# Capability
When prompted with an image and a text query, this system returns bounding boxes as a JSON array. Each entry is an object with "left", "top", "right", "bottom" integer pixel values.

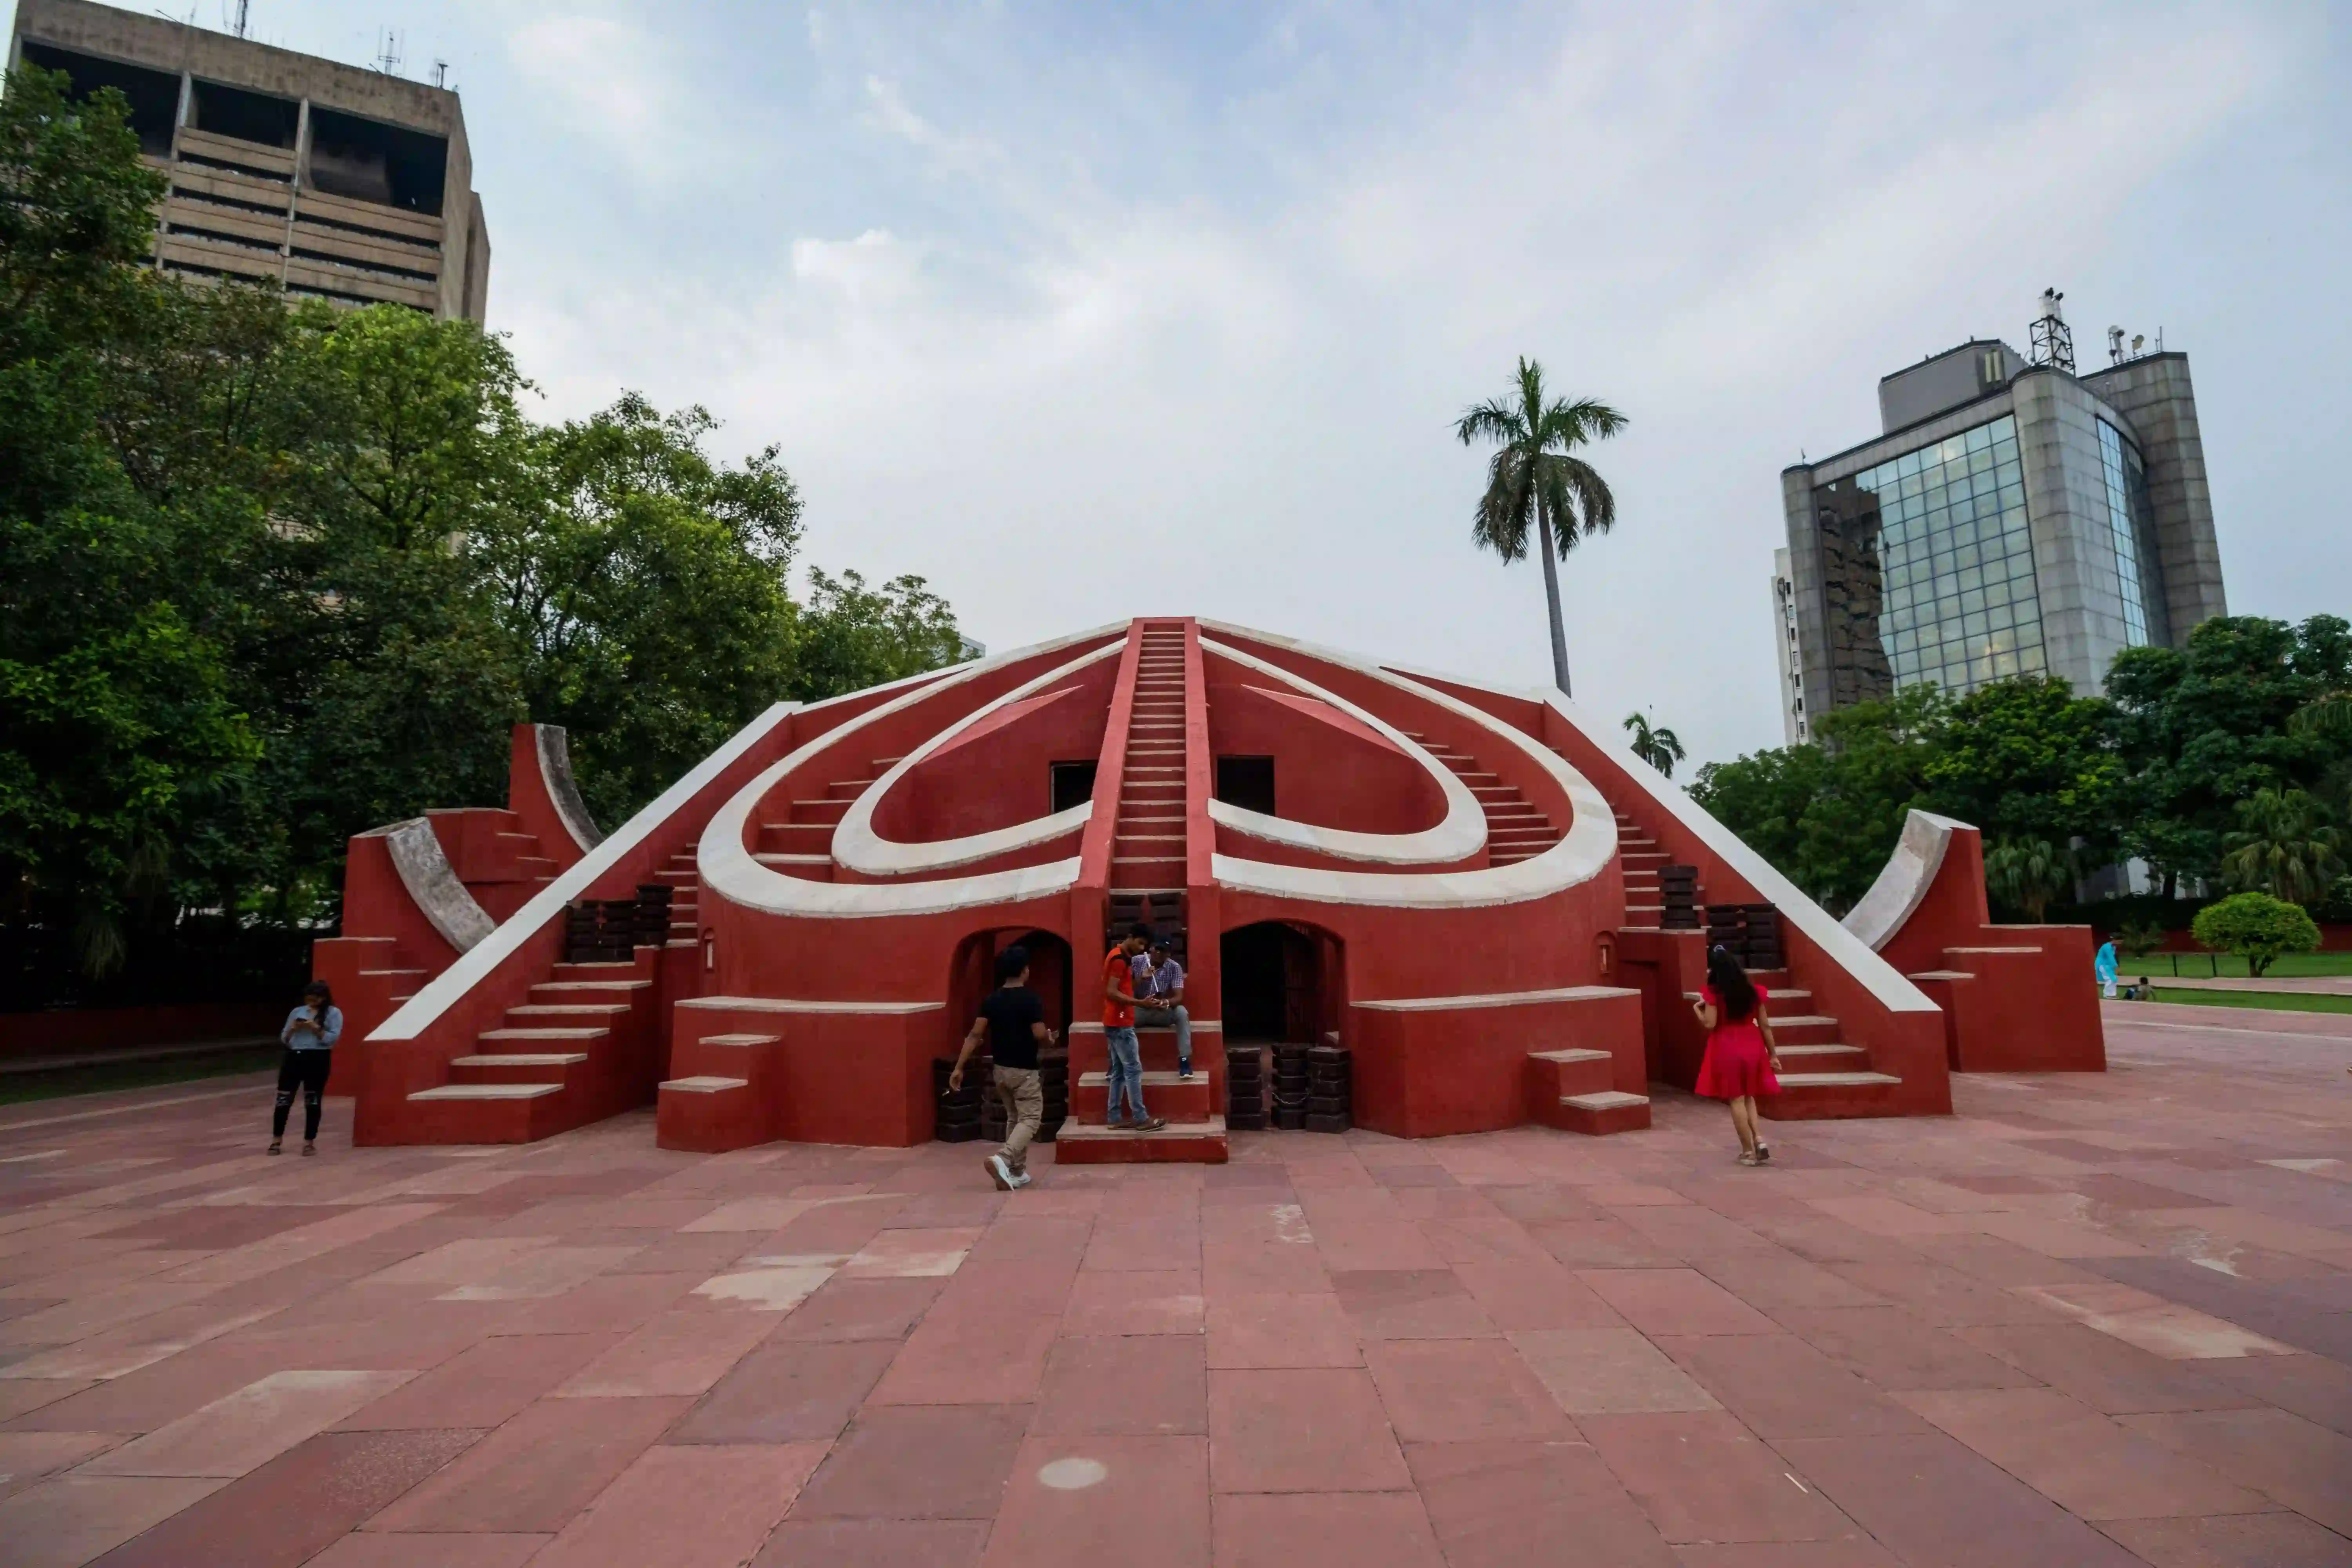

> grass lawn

[
  {"left": 2145, "top": 987, "right": 2352, "bottom": 1016},
  {"left": 2126, "top": 951, "right": 2352, "bottom": 979},
  {"left": 0, "top": 1044, "right": 279, "bottom": 1107}
]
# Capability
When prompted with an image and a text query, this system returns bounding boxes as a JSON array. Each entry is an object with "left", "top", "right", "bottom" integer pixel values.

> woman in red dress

[{"left": 1691, "top": 944, "right": 1782, "bottom": 1166}]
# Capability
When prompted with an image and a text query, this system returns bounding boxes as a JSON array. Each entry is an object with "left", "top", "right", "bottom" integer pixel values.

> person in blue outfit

[
  {"left": 2094, "top": 938, "right": 2119, "bottom": 1000},
  {"left": 270, "top": 979, "right": 341, "bottom": 1156},
  {"left": 1131, "top": 936, "right": 1193, "bottom": 1079}
]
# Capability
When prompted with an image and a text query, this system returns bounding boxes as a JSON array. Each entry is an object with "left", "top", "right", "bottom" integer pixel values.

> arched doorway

[
  {"left": 946, "top": 927, "right": 1074, "bottom": 1037},
  {"left": 1220, "top": 920, "right": 1339, "bottom": 1044}
]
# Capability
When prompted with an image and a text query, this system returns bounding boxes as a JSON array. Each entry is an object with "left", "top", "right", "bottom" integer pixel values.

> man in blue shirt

[
  {"left": 1132, "top": 937, "right": 1193, "bottom": 1079},
  {"left": 270, "top": 980, "right": 342, "bottom": 1156}
]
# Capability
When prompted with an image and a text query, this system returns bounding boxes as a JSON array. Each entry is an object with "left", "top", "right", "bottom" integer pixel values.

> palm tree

[
  {"left": 2290, "top": 693, "right": 2352, "bottom": 740},
  {"left": 2221, "top": 787, "right": 2344, "bottom": 904},
  {"left": 1984, "top": 837, "right": 2076, "bottom": 922},
  {"left": 1455, "top": 358, "right": 1626, "bottom": 695},
  {"left": 1623, "top": 712, "right": 1686, "bottom": 779}
]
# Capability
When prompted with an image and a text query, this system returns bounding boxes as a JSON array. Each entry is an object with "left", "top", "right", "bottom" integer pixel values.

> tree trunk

[{"left": 1537, "top": 505, "right": 1571, "bottom": 695}]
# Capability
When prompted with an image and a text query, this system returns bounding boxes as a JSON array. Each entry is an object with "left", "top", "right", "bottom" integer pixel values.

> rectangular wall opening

[
  {"left": 1049, "top": 761, "right": 1098, "bottom": 814},
  {"left": 190, "top": 79, "right": 298, "bottom": 148},
  {"left": 18, "top": 42, "right": 179, "bottom": 155},
  {"left": 305, "top": 107, "right": 447, "bottom": 214},
  {"left": 1215, "top": 755, "right": 1275, "bottom": 815}
]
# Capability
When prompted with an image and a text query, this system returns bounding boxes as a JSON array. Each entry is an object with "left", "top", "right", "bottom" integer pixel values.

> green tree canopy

[{"left": 2191, "top": 891, "right": 2320, "bottom": 978}]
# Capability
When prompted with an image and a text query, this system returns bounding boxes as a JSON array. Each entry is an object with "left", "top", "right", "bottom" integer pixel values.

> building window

[
  {"left": 1813, "top": 415, "right": 2044, "bottom": 701},
  {"left": 2097, "top": 419, "right": 2167, "bottom": 648}
]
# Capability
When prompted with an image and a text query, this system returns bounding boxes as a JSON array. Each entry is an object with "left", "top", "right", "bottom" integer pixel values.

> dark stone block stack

[
  {"left": 1660, "top": 865, "right": 1700, "bottom": 929},
  {"left": 1305, "top": 1043, "right": 1352, "bottom": 1133},
  {"left": 1035, "top": 1050, "right": 1069, "bottom": 1143},
  {"left": 1703, "top": 902, "right": 1785, "bottom": 971},
  {"left": 1272, "top": 1043, "right": 1310, "bottom": 1130},
  {"left": 933, "top": 1055, "right": 987, "bottom": 1143},
  {"left": 564, "top": 885, "right": 671, "bottom": 962},
  {"left": 1103, "top": 890, "right": 1187, "bottom": 960},
  {"left": 1224, "top": 1043, "right": 1265, "bottom": 1130}
]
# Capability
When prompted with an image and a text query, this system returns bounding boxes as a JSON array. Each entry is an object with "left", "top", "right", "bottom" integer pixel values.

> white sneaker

[
  {"left": 1008, "top": 1170, "right": 1033, "bottom": 1189},
  {"left": 985, "top": 1154, "right": 1014, "bottom": 1191}
]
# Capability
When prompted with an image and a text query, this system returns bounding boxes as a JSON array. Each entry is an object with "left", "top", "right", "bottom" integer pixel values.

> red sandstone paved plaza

[{"left": 1, "top": 1004, "right": 2348, "bottom": 1568}]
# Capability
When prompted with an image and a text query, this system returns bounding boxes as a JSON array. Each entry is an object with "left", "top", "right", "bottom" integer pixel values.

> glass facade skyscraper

[
  {"left": 2097, "top": 419, "right": 2168, "bottom": 649},
  {"left": 1813, "top": 415, "right": 2045, "bottom": 702}
]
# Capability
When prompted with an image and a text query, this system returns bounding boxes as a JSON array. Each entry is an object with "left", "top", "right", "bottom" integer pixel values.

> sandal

[
  {"left": 1755, "top": 1143, "right": 1771, "bottom": 1163},
  {"left": 266, "top": 1140, "right": 283, "bottom": 1156},
  {"left": 1738, "top": 1150, "right": 1762, "bottom": 1166},
  {"left": 1134, "top": 1116, "right": 1167, "bottom": 1132},
  {"left": 301, "top": 1143, "right": 317, "bottom": 1157}
]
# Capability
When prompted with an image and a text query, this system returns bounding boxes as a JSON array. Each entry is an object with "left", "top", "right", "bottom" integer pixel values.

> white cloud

[{"left": 504, "top": 13, "right": 713, "bottom": 182}]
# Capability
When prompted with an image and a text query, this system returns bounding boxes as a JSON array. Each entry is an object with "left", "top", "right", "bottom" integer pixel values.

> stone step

[
  {"left": 1052, "top": 1113, "right": 1229, "bottom": 1165},
  {"left": 1550, "top": 1090, "right": 1651, "bottom": 1136}
]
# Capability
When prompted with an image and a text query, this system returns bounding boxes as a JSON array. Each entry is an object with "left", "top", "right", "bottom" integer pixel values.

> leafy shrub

[{"left": 2190, "top": 893, "right": 2321, "bottom": 978}]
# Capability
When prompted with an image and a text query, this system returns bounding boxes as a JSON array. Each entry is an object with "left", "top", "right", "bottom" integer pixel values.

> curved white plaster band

[
  {"left": 1196, "top": 637, "right": 1484, "bottom": 866},
  {"left": 1842, "top": 808, "right": 1969, "bottom": 953},
  {"left": 369, "top": 818, "right": 497, "bottom": 953},
  {"left": 701, "top": 625, "right": 1128, "bottom": 920},
  {"left": 831, "top": 641, "right": 1125, "bottom": 877},
  {"left": 1197, "top": 622, "right": 1615, "bottom": 909},
  {"left": 1355, "top": 633, "right": 1942, "bottom": 1019},
  {"left": 535, "top": 724, "right": 604, "bottom": 851},
  {"left": 376, "top": 644, "right": 1010, "bottom": 1043}
]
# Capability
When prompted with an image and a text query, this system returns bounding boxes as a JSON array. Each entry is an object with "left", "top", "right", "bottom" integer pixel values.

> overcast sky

[{"left": 22, "top": 1, "right": 2349, "bottom": 769}]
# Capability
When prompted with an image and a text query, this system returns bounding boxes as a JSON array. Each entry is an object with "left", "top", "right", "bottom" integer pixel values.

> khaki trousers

[{"left": 994, "top": 1064, "right": 1043, "bottom": 1172}]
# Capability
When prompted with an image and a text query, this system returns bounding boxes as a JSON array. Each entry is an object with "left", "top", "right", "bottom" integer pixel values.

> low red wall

[{"left": 0, "top": 1003, "right": 281, "bottom": 1061}]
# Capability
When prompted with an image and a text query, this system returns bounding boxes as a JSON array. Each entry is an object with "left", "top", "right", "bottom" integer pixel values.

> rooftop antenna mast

[
  {"left": 2028, "top": 287, "right": 2074, "bottom": 375},
  {"left": 374, "top": 27, "right": 404, "bottom": 76},
  {"left": 432, "top": 58, "right": 450, "bottom": 88},
  {"left": 227, "top": 0, "right": 249, "bottom": 37}
]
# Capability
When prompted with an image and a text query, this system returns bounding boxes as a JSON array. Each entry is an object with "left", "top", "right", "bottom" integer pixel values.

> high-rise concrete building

[
  {"left": 7, "top": 0, "right": 490, "bottom": 321},
  {"left": 1779, "top": 294, "right": 2224, "bottom": 722},
  {"left": 1769, "top": 548, "right": 1810, "bottom": 745}
]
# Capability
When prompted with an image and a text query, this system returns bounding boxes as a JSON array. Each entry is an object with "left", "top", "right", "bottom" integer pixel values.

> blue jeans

[
  {"left": 1104, "top": 1026, "right": 1149, "bottom": 1123},
  {"left": 1136, "top": 1004, "right": 1190, "bottom": 1072}
]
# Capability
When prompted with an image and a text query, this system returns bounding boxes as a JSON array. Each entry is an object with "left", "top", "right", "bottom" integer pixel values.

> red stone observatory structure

[{"left": 317, "top": 618, "right": 2102, "bottom": 1160}]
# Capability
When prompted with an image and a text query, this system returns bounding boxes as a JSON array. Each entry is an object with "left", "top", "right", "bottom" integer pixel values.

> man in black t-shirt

[{"left": 950, "top": 944, "right": 1058, "bottom": 1190}]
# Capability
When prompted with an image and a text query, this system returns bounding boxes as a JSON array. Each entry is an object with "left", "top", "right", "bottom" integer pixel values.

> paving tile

[
  {"left": 80, "top": 1427, "right": 479, "bottom": 1567},
  {"left": 0, "top": 1475, "right": 225, "bottom": 1568},
  {"left": 1954, "top": 1322, "right": 2263, "bottom": 1414},
  {"left": 1209, "top": 1490, "right": 1445, "bottom": 1568},
  {"left": 2095, "top": 1513, "right": 2352, "bottom": 1568},
  {"left": 1653, "top": 1333, "right": 1929, "bottom": 1438},
  {"left": 552, "top": 1305, "right": 775, "bottom": 1397},
  {"left": 1829, "top": 1259, "right": 2071, "bottom": 1326},
  {"left": 2016, "top": 1281, "right": 2301, "bottom": 1361},
  {"left": 1362, "top": 1338, "right": 1575, "bottom": 1444},
  {"left": 1207, "top": 1368, "right": 1411, "bottom": 1492},
  {"left": 528, "top": 1441, "right": 827, "bottom": 1568},
  {"left": 362, "top": 1395, "right": 689, "bottom": 1533},
  {"left": 1329, "top": 1269, "right": 1497, "bottom": 1339},
  {"left": 842, "top": 1225, "right": 982, "bottom": 1279},
  {"left": 1898, "top": 1386, "right": 2272, "bottom": 1519},
  {"left": 333, "top": 1332, "right": 622, "bottom": 1430},
  {"left": 1580, "top": 1411, "right": 1865, "bottom": 1544},
  {"left": 1524, "top": 1218, "right": 1682, "bottom": 1269},
  {"left": 671, "top": 1338, "right": 900, "bottom": 1443},
  {"left": 1776, "top": 1431, "right": 2157, "bottom": 1566},
  {"left": 2198, "top": 1349, "right": 2352, "bottom": 1437},
  {"left": 309, "top": 1535, "right": 552, "bottom": 1568},
  {"left": 1691, "top": 1252, "right": 1887, "bottom": 1312},
  {"left": 1508, "top": 1328, "right": 1719, "bottom": 1415},
  {"left": 1405, "top": 1438, "right": 1677, "bottom": 1568},
  {"left": 981, "top": 1434, "right": 1209, "bottom": 1568},
  {"left": 0, "top": 1430, "right": 121, "bottom": 1499},
  {"left": 790, "top": 1403, "right": 1032, "bottom": 1519},
  {"left": 500, "top": 1270, "right": 702, "bottom": 1334},
  {"left": 1670, "top": 1544, "right": 1902, "bottom": 1567},
  {"left": 1062, "top": 1268, "right": 1204, "bottom": 1335},
  {"left": 1202, "top": 1241, "right": 1331, "bottom": 1297},
  {"left": 78, "top": 1368, "right": 414, "bottom": 1477},
  {"left": 1450, "top": 1261, "right": 1625, "bottom": 1330},
  {"left": 0, "top": 1379, "right": 96, "bottom": 1424},
  {"left": 2117, "top": 1407, "right": 2352, "bottom": 1535},
  {"left": 753, "top": 1517, "right": 988, "bottom": 1566},
  {"left": 770, "top": 1274, "right": 951, "bottom": 1340},
  {"left": 1311, "top": 1218, "right": 1448, "bottom": 1273},
  {"left": 867, "top": 1303, "right": 1060, "bottom": 1405},
  {"left": 1034, "top": 1334, "right": 1205, "bottom": 1437},
  {"left": 1775, "top": 1306, "right": 2044, "bottom": 1390},
  {"left": 1579, "top": 1269, "right": 1782, "bottom": 1336},
  {"left": 1204, "top": 1293, "right": 1360, "bottom": 1370},
  {"left": 1083, "top": 1216, "right": 1202, "bottom": 1273}
]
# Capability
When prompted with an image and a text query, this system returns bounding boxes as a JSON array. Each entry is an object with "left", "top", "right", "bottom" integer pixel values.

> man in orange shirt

[{"left": 1102, "top": 922, "right": 1165, "bottom": 1131}]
